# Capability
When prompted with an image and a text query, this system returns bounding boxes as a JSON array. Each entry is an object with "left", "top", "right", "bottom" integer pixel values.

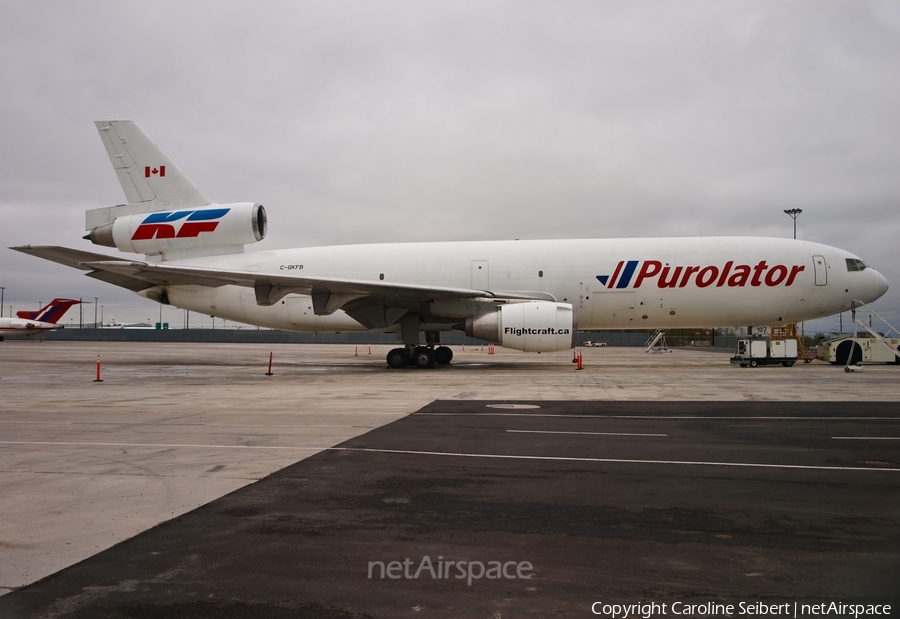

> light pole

[
  {"left": 783, "top": 208, "right": 802, "bottom": 240},
  {"left": 0, "top": 287, "right": 4, "bottom": 317},
  {"left": 94, "top": 297, "right": 98, "bottom": 328},
  {"left": 783, "top": 208, "right": 805, "bottom": 346},
  {"left": 101, "top": 306, "right": 104, "bottom": 329}
]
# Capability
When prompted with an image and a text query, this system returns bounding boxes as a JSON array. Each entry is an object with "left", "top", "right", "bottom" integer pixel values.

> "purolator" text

[{"left": 602, "top": 260, "right": 805, "bottom": 290}]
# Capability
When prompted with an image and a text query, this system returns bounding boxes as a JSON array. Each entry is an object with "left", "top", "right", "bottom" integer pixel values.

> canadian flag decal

[{"left": 144, "top": 166, "right": 166, "bottom": 178}]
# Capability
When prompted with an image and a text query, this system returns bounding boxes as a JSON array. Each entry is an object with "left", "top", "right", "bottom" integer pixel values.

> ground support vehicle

[
  {"left": 817, "top": 336, "right": 900, "bottom": 366},
  {"left": 731, "top": 339, "right": 798, "bottom": 367}
]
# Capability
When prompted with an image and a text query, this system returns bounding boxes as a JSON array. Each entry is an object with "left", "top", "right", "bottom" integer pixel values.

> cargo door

[{"left": 813, "top": 255, "right": 827, "bottom": 286}]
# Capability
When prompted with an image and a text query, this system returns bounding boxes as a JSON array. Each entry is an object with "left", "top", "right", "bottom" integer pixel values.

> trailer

[{"left": 730, "top": 339, "right": 798, "bottom": 367}]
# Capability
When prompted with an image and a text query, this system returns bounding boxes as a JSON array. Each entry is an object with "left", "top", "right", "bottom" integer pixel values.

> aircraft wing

[
  {"left": 81, "top": 259, "right": 555, "bottom": 313},
  {"left": 12, "top": 246, "right": 555, "bottom": 318}
]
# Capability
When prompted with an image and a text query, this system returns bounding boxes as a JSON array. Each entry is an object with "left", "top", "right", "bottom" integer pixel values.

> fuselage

[
  {"left": 148, "top": 236, "right": 888, "bottom": 333},
  {"left": 0, "top": 318, "right": 63, "bottom": 337}
]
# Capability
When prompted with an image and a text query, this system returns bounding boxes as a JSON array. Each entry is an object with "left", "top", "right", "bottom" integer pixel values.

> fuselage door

[{"left": 812, "top": 255, "right": 827, "bottom": 286}]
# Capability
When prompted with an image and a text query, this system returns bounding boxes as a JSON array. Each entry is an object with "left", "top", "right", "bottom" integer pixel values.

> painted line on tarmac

[
  {"left": 332, "top": 447, "right": 900, "bottom": 472},
  {"left": 507, "top": 429, "right": 667, "bottom": 437},
  {"left": 0, "top": 421, "right": 368, "bottom": 429},
  {"left": 832, "top": 436, "right": 900, "bottom": 440},
  {"left": 0, "top": 441, "right": 325, "bottom": 450},
  {"left": 422, "top": 413, "right": 900, "bottom": 420}
]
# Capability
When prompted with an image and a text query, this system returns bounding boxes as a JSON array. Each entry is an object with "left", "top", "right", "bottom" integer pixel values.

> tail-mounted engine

[
  {"left": 464, "top": 301, "right": 576, "bottom": 352},
  {"left": 86, "top": 202, "right": 266, "bottom": 257}
]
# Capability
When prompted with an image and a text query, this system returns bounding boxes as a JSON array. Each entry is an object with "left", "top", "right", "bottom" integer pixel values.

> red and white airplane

[
  {"left": 13, "top": 121, "right": 889, "bottom": 367},
  {"left": 0, "top": 298, "right": 82, "bottom": 340}
]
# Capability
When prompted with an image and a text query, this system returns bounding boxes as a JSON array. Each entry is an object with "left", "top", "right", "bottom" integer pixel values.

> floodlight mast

[
  {"left": 783, "top": 208, "right": 802, "bottom": 240},
  {"left": 782, "top": 208, "right": 806, "bottom": 349}
]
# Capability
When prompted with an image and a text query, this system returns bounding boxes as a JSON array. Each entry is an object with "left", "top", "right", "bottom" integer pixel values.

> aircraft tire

[
  {"left": 413, "top": 347, "right": 436, "bottom": 369},
  {"left": 386, "top": 348, "right": 409, "bottom": 369},
  {"left": 434, "top": 346, "right": 453, "bottom": 365}
]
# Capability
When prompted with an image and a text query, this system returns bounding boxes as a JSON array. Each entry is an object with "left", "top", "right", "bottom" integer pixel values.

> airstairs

[{"left": 645, "top": 329, "right": 669, "bottom": 353}]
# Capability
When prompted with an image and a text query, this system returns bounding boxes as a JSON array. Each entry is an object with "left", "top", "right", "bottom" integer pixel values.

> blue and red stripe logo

[
  {"left": 597, "top": 260, "right": 640, "bottom": 288},
  {"left": 132, "top": 208, "right": 230, "bottom": 241}
]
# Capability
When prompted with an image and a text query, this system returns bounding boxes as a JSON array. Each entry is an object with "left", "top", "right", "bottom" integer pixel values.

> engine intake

[
  {"left": 465, "top": 301, "right": 576, "bottom": 352},
  {"left": 87, "top": 202, "right": 266, "bottom": 256}
]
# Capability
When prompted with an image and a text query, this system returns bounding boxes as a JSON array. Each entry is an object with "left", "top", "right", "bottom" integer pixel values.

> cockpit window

[{"left": 846, "top": 258, "right": 868, "bottom": 272}]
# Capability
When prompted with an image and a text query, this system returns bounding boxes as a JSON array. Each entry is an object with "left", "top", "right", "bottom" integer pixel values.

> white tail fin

[{"left": 87, "top": 121, "right": 211, "bottom": 229}]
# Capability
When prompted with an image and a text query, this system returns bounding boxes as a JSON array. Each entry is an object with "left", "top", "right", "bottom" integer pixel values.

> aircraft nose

[{"left": 870, "top": 270, "right": 889, "bottom": 301}]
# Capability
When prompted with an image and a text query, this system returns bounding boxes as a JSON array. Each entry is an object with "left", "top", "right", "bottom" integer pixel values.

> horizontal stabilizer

[
  {"left": 11, "top": 245, "right": 134, "bottom": 271},
  {"left": 10, "top": 245, "right": 155, "bottom": 293}
]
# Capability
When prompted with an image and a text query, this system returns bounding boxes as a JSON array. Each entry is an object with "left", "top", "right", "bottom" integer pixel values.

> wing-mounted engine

[
  {"left": 87, "top": 202, "right": 266, "bottom": 258},
  {"left": 464, "top": 301, "right": 576, "bottom": 352}
]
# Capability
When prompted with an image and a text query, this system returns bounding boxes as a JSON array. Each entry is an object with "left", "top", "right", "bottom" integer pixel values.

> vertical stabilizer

[
  {"left": 88, "top": 121, "right": 211, "bottom": 229},
  {"left": 16, "top": 299, "right": 82, "bottom": 324}
]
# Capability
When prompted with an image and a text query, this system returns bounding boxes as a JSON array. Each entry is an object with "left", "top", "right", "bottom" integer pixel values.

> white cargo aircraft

[{"left": 13, "top": 121, "right": 889, "bottom": 367}]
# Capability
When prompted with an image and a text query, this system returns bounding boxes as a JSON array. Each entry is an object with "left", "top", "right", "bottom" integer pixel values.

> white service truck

[{"left": 731, "top": 339, "right": 798, "bottom": 367}]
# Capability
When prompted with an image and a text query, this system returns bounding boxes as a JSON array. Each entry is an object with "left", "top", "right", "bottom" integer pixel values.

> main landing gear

[
  {"left": 386, "top": 345, "right": 454, "bottom": 369},
  {"left": 387, "top": 321, "right": 455, "bottom": 369}
]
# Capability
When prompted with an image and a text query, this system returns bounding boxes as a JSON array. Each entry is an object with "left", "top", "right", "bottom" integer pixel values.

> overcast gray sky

[{"left": 1, "top": 1, "right": 898, "bottom": 332}]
